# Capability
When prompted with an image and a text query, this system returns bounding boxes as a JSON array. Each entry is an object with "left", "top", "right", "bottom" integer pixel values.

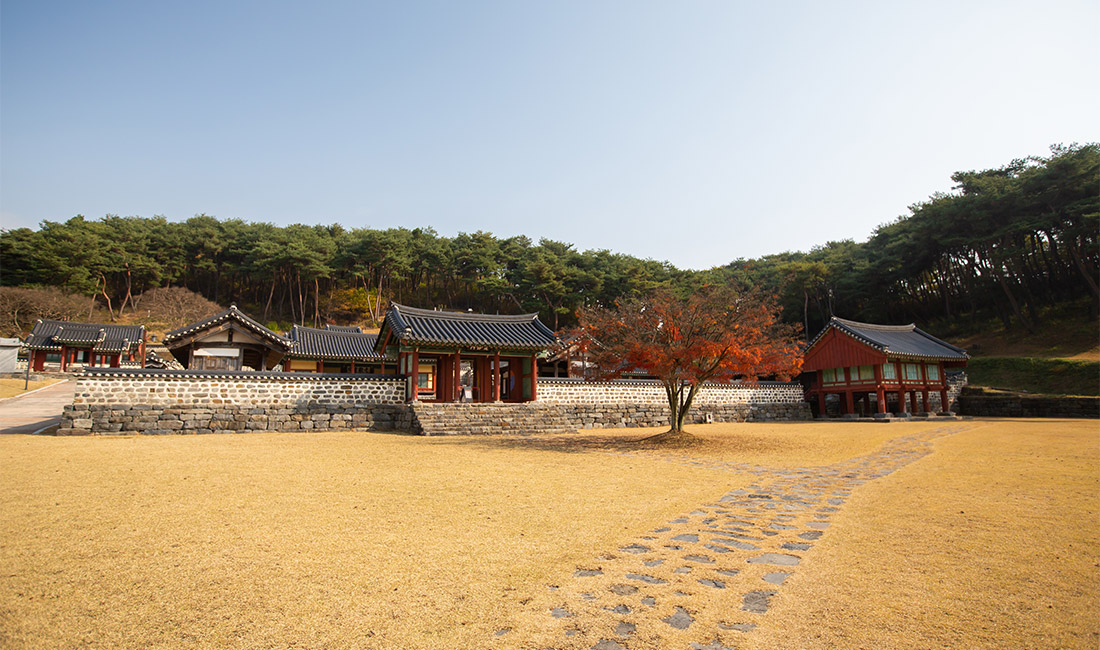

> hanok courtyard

[{"left": 1, "top": 418, "right": 1096, "bottom": 650}]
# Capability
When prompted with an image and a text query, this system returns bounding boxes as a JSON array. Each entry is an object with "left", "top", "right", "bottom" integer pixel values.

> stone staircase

[{"left": 409, "top": 402, "right": 579, "bottom": 436}]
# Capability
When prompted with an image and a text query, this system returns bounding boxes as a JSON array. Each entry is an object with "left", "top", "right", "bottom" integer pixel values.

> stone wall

[
  {"left": 539, "top": 378, "right": 806, "bottom": 405},
  {"left": 60, "top": 370, "right": 811, "bottom": 436},
  {"left": 958, "top": 387, "right": 1099, "bottom": 418},
  {"left": 60, "top": 368, "right": 411, "bottom": 435}
]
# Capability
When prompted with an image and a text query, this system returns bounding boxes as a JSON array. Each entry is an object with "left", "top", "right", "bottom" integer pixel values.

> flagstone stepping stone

[
  {"left": 710, "top": 538, "right": 759, "bottom": 551},
  {"left": 626, "top": 573, "right": 667, "bottom": 585},
  {"left": 704, "top": 544, "right": 735, "bottom": 553},
  {"left": 610, "top": 584, "right": 638, "bottom": 595},
  {"left": 798, "top": 530, "right": 823, "bottom": 540},
  {"left": 748, "top": 494, "right": 772, "bottom": 499},
  {"left": 620, "top": 544, "right": 651, "bottom": 554},
  {"left": 581, "top": 592, "right": 597, "bottom": 600},
  {"left": 641, "top": 596, "right": 656, "bottom": 606},
  {"left": 605, "top": 604, "right": 631, "bottom": 614},
  {"left": 675, "top": 590, "right": 691, "bottom": 597},
  {"left": 762, "top": 571, "right": 791, "bottom": 585},
  {"left": 575, "top": 569, "right": 603, "bottom": 577},
  {"left": 742, "top": 590, "right": 778, "bottom": 613},
  {"left": 718, "top": 622, "right": 757, "bottom": 632},
  {"left": 653, "top": 527, "right": 671, "bottom": 533},
  {"left": 761, "top": 530, "right": 778, "bottom": 536},
  {"left": 690, "top": 641, "right": 737, "bottom": 650},
  {"left": 663, "top": 606, "right": 694, "bottom": 629},
  {"left": 494, "top": 628, "right": 510, "bottom": 637},
  {"left": 781, "top": 542, "right": 811, "bottom": 551},
  {"left": 593, "top": 639, "right": 625, "bottom": 650},
  {"left": 674, "top": 567, "right": 692, "bottom": 574},
  {"left": 698, "top": 578, "right": 725, "bottom": 589},
  {"left": 747, "top": 553, "right": 801, "bottom": 566},
  {"left": 665, "top": 545, "right": 684, "bottom": 550},
  {"left": 644, "top": 559, "right": 664, "bottom": 567},
  {"left": 818, "top": 506, "right": 838, "bottom": 512},
  {"left": 716, "top": 569, "right": 741, "bottom": 577},
  {"left": 669, "top": 518, "right": 689, "bottom": 524},
  {"left": 690, "top": 510, "right": 707, "bottom": 516},
  {"left": 672, "top": 534, "right": 699, "bottom": 542},
  {"left": 768, "top": 522, "right": 795, "bottom": 530},
  {"left": 551, "top": 607, "right": 573, "bottom": 618},
  {"left": 712, "top": 530, "right": 762, "bottom": 541},
  {"left": 684, "top": 554, "right": 714, "bottom": 563},
  {"left": 566, "top": 628, "right": 579, "bottom": 636},
  {"left": 807, "top": 521, "right": 830, "bottom": 529},
  {"left": 615, "top": 621, "right": 636, "bottom": 636}
]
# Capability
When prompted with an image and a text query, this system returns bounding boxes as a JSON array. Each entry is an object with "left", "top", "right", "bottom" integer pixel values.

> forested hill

[{"left": 1, "top": 144, "right": 1096, "bottom": 338}]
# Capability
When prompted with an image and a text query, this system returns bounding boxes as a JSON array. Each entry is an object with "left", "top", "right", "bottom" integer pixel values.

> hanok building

[
  {"left": 284, "top": 325, "right": 389, "bottom": 374},
  {"left": 802, "top": 317, "right": 968, "bottom": 416},
  {"left": 163, "top": 304, "right": 291, "bottom": 371},
  {"left": 23, "top": 319, "right": 146, "bottom": 372},
  {"left": 375, "top": 303, "right": 558, "bottom": 402}
]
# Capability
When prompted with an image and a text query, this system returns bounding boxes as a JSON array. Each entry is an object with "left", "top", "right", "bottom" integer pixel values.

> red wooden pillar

[
  {"left": 875, "top": 386, "right": 886, "bottom": 413},
  {"left": 32, "top": 350, "right": 45, "bottom": 372},
  {"left": 909, "top": 390, "right": 918, "bottom": 413},
  {"left": 316, "top": 361, "right": 324, "bottom": 373},
  {"left": 921, "top": 390, "right": 930, "bottom": 413},
  {"left": 453, "top": 351, "right": 462, "bottom": 402},
  {"left": 817, "top": 391, "right": 826, "bottom": 416},
  {"left": 940, "top": 388, "right": 950, "bottom": 412},
  {"left": 844, "top": 390, "right": 854, "bottom": 414},
  {"left": 896, "top": 389, "right": 907, "bottom": 414},
  {"left": 60, "top": 346, "right": 69, "bottom": 372},
  {"left": 410, "top": 349, "right": 420, "bottom": 402},
  {"left": 493, "top": 351, "right": 501, "bottom": 402},
  {"left": 530, "top": 354, "right": 538, "bottom": 401}
]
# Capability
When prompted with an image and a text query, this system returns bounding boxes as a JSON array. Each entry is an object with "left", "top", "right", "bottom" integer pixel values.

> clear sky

[{"left": 2, "top": 1, "right": 1097, "bottom": 270}]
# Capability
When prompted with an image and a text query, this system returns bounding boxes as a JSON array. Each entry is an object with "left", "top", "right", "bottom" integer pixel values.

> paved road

[{"left": 0, "top": 380, "right": 77, "bottom": 435}]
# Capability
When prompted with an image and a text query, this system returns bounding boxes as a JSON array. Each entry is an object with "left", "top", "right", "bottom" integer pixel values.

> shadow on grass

[{"left": 427, "top": 428, "right": 709, "bottom": 455}]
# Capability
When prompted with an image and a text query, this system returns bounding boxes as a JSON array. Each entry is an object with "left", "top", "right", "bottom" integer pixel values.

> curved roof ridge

[{"left": 391, "top": 302, "right": 540, "bottom": 322}]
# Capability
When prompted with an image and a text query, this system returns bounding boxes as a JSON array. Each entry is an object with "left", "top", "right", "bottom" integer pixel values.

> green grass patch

[{"left": 967, "top": 357, "right": 1099, "bottom": 396}]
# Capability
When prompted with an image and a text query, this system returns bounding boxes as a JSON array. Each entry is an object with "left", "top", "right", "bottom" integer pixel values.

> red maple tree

[{"left": 579, "top": 285, "right": 803, "bottom": 434}]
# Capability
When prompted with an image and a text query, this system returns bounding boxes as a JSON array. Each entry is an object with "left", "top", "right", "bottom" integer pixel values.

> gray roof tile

[
  {"left": 809, "top": 317, "right": 968, "bottom": 360},
  {"left": 380, "top": 303, "right": 558, "bottom": 352}
]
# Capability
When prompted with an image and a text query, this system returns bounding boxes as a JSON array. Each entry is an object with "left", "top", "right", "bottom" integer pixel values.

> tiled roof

[
  {"left": 23, "top": 319, "right": 144, "bottom": 353},
  {"left": 324, "top": 324, "right": 364, "bottom": 333},
  {"left": 380, "top": 303, "right": 558, "bottom": 352},
  {"left": 163, "top": 304, "right": 290, "bottom": 349},
  {"left": 286, "top": 325, "right": 385, "bottom": 361},
  {"left": 809, "top": 317, "right": 969, "bottom": 361}
]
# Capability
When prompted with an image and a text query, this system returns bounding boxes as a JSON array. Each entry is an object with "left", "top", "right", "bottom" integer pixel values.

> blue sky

[{"left": 2, "top": 1, "right": 1097, "bottom": 270}]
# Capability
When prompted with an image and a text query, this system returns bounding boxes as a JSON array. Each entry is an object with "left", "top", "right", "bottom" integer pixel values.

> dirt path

[
  {"left": 501, "top": 424, "right": 966, "bottom": 649},
  {"left": 0, "top": 380, "right": 76, "bottom": 435}
]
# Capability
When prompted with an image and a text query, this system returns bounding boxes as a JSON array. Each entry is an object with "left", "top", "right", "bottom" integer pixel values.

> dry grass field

[
  {"left": 0, "top": 378, "right": 64, "bottom": 399},
  {"left": 1, "top": 420, "right": 1096, "bottom": 649}
]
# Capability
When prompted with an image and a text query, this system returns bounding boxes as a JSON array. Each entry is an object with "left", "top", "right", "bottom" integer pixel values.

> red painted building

[
  {"left": 23, "top": 319, "right": 146, "bottom": 371},
  {"left": 375, "top": 304, "right": 558, "bottom": 403},
  {"left": 802, "top": 317, "right": 968, "bottom": 416}
]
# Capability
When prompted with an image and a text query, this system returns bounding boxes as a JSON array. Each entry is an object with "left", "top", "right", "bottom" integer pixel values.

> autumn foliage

[{"left": 579, "top": 285, "right": 803, "bottom": 433}]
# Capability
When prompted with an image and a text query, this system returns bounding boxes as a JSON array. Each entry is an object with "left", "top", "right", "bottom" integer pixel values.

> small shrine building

[
  {"left": 802, "top": 317, "right": 968, "bottom": 416},
  {"left": 375, "top": 303, "right": 558, "bottom": 402},
  {"left": 23, "top": 319, "right": 146, "bottom": 371},
  {"left": 163, "top": 305, "right": 291, "bottom": 371}
]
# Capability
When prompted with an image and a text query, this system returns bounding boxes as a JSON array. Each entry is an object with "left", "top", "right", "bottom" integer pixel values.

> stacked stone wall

[
  {"left": 958, "top": 387, "right": 1099, "bottom": 418},
  {"left": 60, "top": 369, "right": 410, "bottom": 435}
]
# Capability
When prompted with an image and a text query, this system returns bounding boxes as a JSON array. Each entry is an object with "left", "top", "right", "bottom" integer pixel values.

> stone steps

[{"left": 409, "top": 402, "right": 579, "bottom": 436}]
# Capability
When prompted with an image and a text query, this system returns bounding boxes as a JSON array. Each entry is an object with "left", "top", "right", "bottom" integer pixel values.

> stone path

[
  {"left": 0, "top": 379, "right": 75, "bottom": 435},
  {"left": 500, "top": 424, "right": 966, "bottom": 649}
]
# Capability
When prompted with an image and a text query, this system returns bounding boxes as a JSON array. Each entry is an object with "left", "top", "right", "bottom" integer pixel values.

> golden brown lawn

[
  {"left": 745, "top": 418, "right": 1100, "bottom": 650},
  {"left": 0, "top": 378, "right": 64, "bottom": 399},
  {"left": 0, "top": 420, "right": 1096, "bottom": 649}
]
